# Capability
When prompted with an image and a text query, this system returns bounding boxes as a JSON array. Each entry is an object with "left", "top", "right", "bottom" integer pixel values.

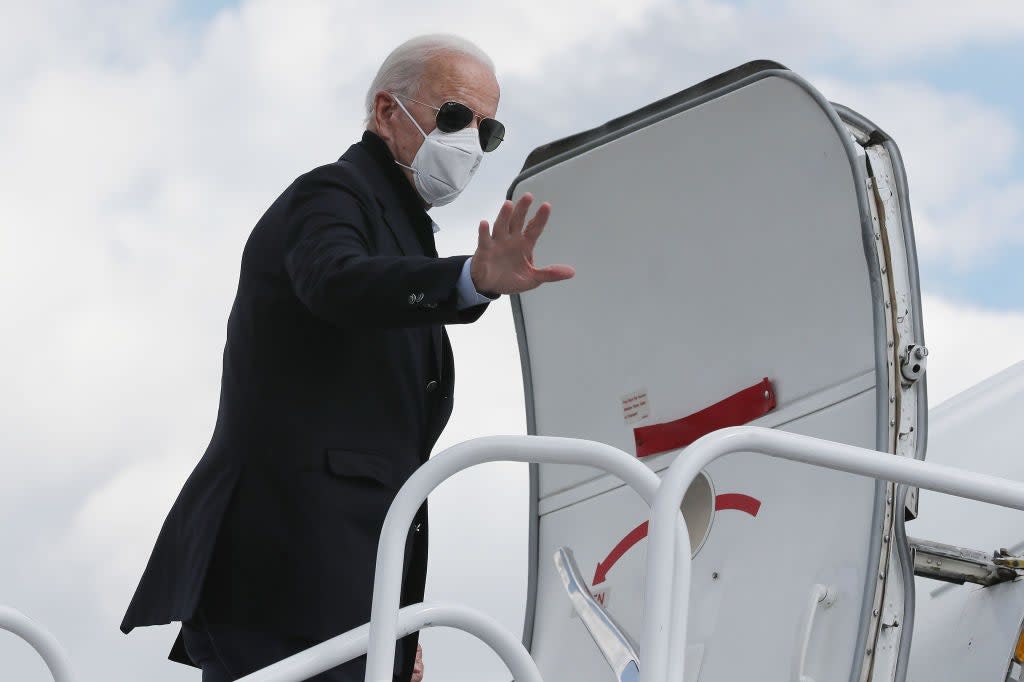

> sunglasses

[{"left": 391, "top": 93, "right": 505, "bottom": 152}]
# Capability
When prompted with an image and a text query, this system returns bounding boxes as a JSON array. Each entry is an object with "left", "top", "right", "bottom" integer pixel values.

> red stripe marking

[
  {"left": 633, "top": 378, "right": 777, "bottom": 458},
  {"left": 715, "top": 493, "right": 762, "bottom": 517},
  {"left": 591, "top": 493, "right": 762, "bottom": 585}
]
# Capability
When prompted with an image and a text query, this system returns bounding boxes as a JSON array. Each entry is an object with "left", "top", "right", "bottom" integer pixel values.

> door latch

[{"left": 900, "top": 344, "right": 928, "bottom": 384}]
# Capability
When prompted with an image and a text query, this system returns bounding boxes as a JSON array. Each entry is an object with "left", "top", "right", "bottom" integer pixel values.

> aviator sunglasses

[{"left": 391, "top": 92, "right": 505, "bottom": 152}]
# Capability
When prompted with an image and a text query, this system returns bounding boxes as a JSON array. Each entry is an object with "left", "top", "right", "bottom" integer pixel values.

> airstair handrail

[
  {"left": 641, "top": 425, "right": 1024, "bottom": 682},
  {"left": 0, "top": 606, "right": 76, "bottom": 682},
  {"left": 363, "top": 434, "right": 681, "bottom": 682},
  {"left": 237, "top": 601, "right": 542, "bottom": 682}
]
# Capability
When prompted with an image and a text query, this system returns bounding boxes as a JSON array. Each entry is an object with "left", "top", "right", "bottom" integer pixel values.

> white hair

[{"left": 364, "top": 34, "right": 495, "bottom": 125}]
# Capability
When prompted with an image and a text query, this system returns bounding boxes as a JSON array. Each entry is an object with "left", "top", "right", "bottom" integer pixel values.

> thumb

[{"left": 533, "top": 264, "right": 576, "bottom": 283}]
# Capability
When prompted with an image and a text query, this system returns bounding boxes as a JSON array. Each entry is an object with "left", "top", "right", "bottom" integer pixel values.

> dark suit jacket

[{"left": 119, "top": 131, "right": 490, "bottom": 680}]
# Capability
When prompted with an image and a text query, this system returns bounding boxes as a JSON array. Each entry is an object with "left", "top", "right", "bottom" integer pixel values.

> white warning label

[{"left": 621, "top": 389, "right": 650, "bottom": 424}]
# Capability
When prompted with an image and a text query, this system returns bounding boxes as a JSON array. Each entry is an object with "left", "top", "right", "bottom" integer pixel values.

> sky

[{"left": 1, "top": 1, "right": 1023, "bottom": 681}]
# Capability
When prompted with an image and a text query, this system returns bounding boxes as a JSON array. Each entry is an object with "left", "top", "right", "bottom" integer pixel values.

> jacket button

[
  {"left": 425, "top": 380, "right": 439, "bottom": 393},
  {"left": 414, "top": 522, "right": 422, "bottom": 533}
]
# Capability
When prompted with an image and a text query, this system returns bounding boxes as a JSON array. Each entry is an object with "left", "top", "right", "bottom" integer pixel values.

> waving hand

[{"left": 470, "top": 193, "right": 575, "bottom": 295}]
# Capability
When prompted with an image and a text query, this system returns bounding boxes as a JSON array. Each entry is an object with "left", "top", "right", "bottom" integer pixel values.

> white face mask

[{"left": 392, "top": 95, "right": 484, "bottom": 207}]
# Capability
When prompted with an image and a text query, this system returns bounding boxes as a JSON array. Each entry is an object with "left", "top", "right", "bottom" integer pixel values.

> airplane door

[{"left": 510, "top": 61, "right": 927, "bottom": 682}]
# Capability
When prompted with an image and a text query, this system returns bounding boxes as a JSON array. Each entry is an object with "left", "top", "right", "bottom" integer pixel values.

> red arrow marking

[
  {"left": 593, "top": 521, "right": 648, "bottom": 585},
  {"left": 592, "top": 493, "right": 761, "bottom": 585}
]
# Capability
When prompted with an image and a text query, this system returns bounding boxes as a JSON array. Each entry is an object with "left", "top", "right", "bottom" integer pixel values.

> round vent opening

[{"left": 681, "top": 472, "right": 715, "bottom": 557}]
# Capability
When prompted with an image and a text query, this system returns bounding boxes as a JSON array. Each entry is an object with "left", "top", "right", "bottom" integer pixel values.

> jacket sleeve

[{"left": 283, "top": 168, "right": 490, "bottom": 329}]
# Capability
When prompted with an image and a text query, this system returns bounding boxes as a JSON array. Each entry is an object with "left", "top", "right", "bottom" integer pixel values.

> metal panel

[
  {"left": 907, "top": 362, "right": 1024, "bottom": 681},
  {"left": 907, "top": 580, "right": 1024, "bottom": 682},
  {"left": 518, "top": 74, "right": 877, "bottom": 494},
  {"left": 530, "top": 394, "right": 879, "bottom": 682}
]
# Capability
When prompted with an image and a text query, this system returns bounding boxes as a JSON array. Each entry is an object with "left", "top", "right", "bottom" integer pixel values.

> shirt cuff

[{"left": 456, "top": 257, "right": 499, "bottom": 310}]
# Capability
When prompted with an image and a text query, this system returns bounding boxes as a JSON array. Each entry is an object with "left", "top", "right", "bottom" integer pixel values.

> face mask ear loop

[{"left": 390, "top": 94, "right": 428, "bottom": 139}]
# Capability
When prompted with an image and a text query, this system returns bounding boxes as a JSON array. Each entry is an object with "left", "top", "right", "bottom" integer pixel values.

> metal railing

[
  {"left": 641, "top": 426, "right": 1024, "bottom": 682},
  {"left": 361, "top": 434, "right": 683, "bottom": 682},
  {"left": 1, "top": 435, "right": 681, "bottom": 682},
  {"left": 160, "top": 430, "right": 1024, "bottom": 681},
  {"left": 236, "top": 602, "right": 542, "bottom": 682},
  {"left": 0, "top": 606, "right": 76, "bottom": 682},
  {"left": 215, "top": 434, "right": 678, "bottom": 682},
  {"left": 8, "top": 428, "right": 1024, "bottom": 682}
]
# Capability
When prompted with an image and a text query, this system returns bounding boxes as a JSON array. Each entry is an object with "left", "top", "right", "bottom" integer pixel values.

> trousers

[{"left": 180, "top": 611, "right": 405, "bottom": 682}]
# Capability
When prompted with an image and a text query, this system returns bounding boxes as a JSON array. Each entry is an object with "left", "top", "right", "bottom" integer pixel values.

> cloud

[
  {"left": 2, "top": 2, "right": 1024, "bottom": 681},
  {"left": 809, "top": 77, "right": 1024, "bottom": 269},
  {"left": 781, "top": 0, "right": 1024, "bottom": 64},
  {"left": 921, "top": 293, "right": 1024, "bottom": 406}
]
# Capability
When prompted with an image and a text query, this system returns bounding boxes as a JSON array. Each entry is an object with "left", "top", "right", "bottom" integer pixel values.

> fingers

[
  {"left": 477, "top": 220, "right": 490, "bottom": 250},
  {"left": 488, "top": 194, "right": 547, "bottom": 243},
  {"left": 475, "top": 194, "right": 571, "bottom": 295},
  {"left": 507, "top": 193, "right": 533, "bottom": 236},
  {"left": 522, "top": 201, "right": 552, "bottom": 243},
  {"left": 491, "top": 199, "right": 514, "bottom": 239}
]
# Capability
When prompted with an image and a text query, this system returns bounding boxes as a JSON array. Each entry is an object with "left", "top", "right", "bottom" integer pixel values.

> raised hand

[{"left": 470, "top": 193, "right": 575, "bottom": 295}]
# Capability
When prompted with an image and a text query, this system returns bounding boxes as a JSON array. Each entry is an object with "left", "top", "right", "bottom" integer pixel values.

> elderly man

[{"left": 119, "top": 34, "right": 573, "bottom": 682}]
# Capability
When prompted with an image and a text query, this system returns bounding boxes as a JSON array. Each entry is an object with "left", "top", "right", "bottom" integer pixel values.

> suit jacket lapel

[
  {"left": 341, "top": 144, "right": 446, "bottom": 381},
  {"left": 375, "top": 200, "right": 445, "bottom": 380},
  {"left": 375, "top": 197, "right": 422, "bottom": 257}
]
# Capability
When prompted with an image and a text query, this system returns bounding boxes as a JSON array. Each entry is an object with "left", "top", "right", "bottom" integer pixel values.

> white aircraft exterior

[
  {"left": 3, "top": 60, "right": 1023, "bottom": 682},
  {"left": 509, "top": 59, "right": 1024, "bottom": 682},
  {"left": 515, "top": 59, "right": 926, "bottom": 682},
  {"left": 907, "top": 361, "right": 1024, "bottom": 681}
]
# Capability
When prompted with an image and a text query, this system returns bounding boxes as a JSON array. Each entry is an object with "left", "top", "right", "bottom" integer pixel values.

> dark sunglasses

[{"left": 392, "top": 93, "right": 505, "bottom": 152}]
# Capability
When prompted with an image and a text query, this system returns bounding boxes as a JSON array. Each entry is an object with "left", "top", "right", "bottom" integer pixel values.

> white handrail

[
  {"left": 363, "top": 434, "right": 683, "bottom": 682},
  {"left": 641, "top": 426, "right": 1024, "bottom": 682},
  {"left": 794, "top": 584, "right": 836, "bottom": 682},
  {"left": 0, "top": 606, "right": 76, "bottom": 682},
  {"left": 238, "top": 601, "right": 542, "bottom": 682}
]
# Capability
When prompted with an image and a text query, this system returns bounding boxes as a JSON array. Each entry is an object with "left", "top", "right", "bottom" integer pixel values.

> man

[{"left": 119, "top": 34, "right": 574, "bottom": 682}]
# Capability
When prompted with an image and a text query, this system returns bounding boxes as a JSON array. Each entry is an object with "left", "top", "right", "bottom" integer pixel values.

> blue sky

[
  {"left": 928, "top": 245, "right": 1024, "bottom": 311},
  {"left": 173, "top": 0, "right": 239, "bottom": 25},
  {"left": 907, "top": 41, "right": 1024, "bottom": 131}
]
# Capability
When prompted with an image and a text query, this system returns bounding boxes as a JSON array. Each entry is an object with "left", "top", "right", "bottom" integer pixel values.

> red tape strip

[{"left": 633, "top": 378, "right": 776, "bottom": 458}]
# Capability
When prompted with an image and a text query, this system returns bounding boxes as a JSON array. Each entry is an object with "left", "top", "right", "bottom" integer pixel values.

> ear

[{"left": 372, "top": 91, "right": 399, "bottom": 140}]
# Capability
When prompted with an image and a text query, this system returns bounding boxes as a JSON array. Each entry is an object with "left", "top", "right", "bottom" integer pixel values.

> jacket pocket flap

[{"left": 324, "top": 449, "right": 396, "bottom": 489}]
